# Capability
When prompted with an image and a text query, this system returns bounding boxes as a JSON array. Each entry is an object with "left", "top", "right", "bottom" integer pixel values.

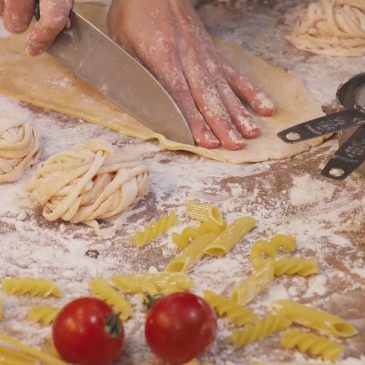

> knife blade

[{"left": 36, "top": 5, "right": 194, "bottom": 145}]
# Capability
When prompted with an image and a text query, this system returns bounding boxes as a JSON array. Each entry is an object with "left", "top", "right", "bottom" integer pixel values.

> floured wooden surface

[{"left": 0, "top": 0, "right": 365, "bottom": 364}]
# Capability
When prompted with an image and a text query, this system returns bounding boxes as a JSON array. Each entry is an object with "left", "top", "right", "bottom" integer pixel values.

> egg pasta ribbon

[{"left": 273, "top": 300, "right": 357, "bottom": 338}]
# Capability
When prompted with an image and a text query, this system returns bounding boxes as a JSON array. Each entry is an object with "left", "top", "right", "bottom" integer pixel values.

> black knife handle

[
  {"left": 34, "top": 0, "right": 40, "bottom": 21},
  {"left": 321, "top": 124, "right": 365, "bottom": 180},
  {"left": 277, "top": 109, "right": 365, "bottom": 144}
]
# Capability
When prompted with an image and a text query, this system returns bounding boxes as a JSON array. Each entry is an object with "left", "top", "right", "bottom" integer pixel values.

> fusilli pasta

[
  {"left": 281, "top": 330, "right": 344, "bottom": 361},
  {"left": 230, "top": 261, "right": 275, "bottom": 305},
  {"left": 273, "top": 257, "right": 319, "bottom": 277},
  {"left": 273, "top": 300, "right": 357, "bottom": 338},
  {"left": 230, "top": 314, "right": 292, "bottom": 349},
  {"left": 111, "top": 273, "right": 193, "bottom": 295},
  {"left": 204, "top": 216, "right": 256, "bottom": 256},
  {"left": 89, "top": 278, "right": 133, "bottom": 320},
  {"left": 203, "top": 290, "right": 257, "bottom": 326},
  {"left": 28, "top": 306, "right": 60, "bottom": 326},
  {"left": 185, "top": 201, "right": 224, "bottom": 225},
  {"left": 133, "top": 211, "right": 179, "bottom": 247},
  {"left": 1, "top": 278, "right": 62, "bottom": 298}
]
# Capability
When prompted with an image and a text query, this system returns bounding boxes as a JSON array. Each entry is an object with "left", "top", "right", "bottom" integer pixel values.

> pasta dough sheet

[{"left": 0, "top": 32, "right": 324, "bottom": 163}]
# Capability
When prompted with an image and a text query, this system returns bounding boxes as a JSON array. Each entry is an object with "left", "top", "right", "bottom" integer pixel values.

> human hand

[
  {"left": 108, "top": 0, "right": 276, "bottom": 150},
  {"left": 0, "top": 0, "right": 73, "bottom": 56}
]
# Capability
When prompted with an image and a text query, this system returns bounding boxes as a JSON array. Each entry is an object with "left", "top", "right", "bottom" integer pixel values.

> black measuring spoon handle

[
  {"left": 321, "top": 124, "right": 365, "bottom": 180},
  {"left": 277, "top": 109, "right": 365, "bottom": 144}
]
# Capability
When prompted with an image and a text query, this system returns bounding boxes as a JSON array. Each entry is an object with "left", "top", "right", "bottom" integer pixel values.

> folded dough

[
  {"left": 25, "top": 139, "right": 149, "bottom": 236},
  {"left": 0, "top": 121, "right": 40, "bottom": 184},
  {"left": 288, "top": 0, "right": 365, "bottom": 57}
]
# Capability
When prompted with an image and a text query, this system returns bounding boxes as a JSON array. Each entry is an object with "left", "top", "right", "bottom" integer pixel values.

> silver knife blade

[{"left": 48, "top": 9, "right": 194, "bottom": 145}]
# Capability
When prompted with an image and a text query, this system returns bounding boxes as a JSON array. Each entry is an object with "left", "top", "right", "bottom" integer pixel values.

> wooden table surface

[{"left": 0, "top": 1, "right": 364, "bottom": 364}]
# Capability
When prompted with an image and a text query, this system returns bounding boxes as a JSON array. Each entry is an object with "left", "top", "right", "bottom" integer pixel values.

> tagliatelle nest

[
  {"left": 25, "top": 139, "right": 149, "bottom": 237},
  {"left": 0, "top": 121, "right": 40, "bottom": 184},
  {"left": 287, "top": 0, "right": 365, "bottom": 57}
]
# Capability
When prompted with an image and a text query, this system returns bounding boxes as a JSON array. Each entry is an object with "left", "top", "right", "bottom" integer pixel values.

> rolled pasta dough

[
  {"left": 0, "top": 121, "right": 40, "bottom": 184},
  {"left": 0, "top": 13, "right": 324, "bottom": 163}
]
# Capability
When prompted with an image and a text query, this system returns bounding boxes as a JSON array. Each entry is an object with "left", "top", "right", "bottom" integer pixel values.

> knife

[{"left": 34, "top": 1, "right": 194, "bottom": 145}]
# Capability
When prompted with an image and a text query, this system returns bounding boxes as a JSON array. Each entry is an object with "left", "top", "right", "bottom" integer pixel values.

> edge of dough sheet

[{"left": 0, "top": 30, "right": 324, "bottom": 164}]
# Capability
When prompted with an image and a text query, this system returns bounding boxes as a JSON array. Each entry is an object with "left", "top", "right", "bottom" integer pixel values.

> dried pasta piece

[
  {"left": 230, "top": 314, "right": 292, "bottom": 349},
  {"left": 203, "top": 290, "right": 257, "bottom": 326},
  {"left": 273, "top": 257, "right": 319, "bottom": 277},
  {"left": 1, "top": 278, "right": 62, "bottom": 298},
  {"left": 112, "top": 273, "right": 193, "bottom": 295},
  {"left": 0, "top": 334, "right": 66, "bottom": 365},
  {"left": 270, "top": 234, "right": 297, "bottom": 253},
  {"left": 185, "top": 201, "right": 224, "bottom": 225},
  {"left": 28, "top": 306, "right": 60, "bottom": 326},
  {"left": 230, "top": 261, "right": 275, "bottom": 306},
  {"left": 0, "top": 344, "right": 38, "bottom": 365},
  {"left": 25, "top": 139, "right": 149, "bottom": 237},
  {"left": 172, "top": 220, "right": 226, "bottom": 251},
  {"left": 281, "top": 330, "right": 344, "bottom": 362},
  {"left": 0, "top": 121, "right": 40, "bottom": 184},
  {"left": 250, "top": 240, "right": 277, "bottom": 267},
  {"left": 89, "top": 278, "right": 133, "bottom": 320},
  {"left": 164, "top": 233, "right": 217, "bottom": 273},
  {"left": 185, "top": 360, "right": 214, "bottom": 365},
  {"left": 0, "top": 301, "right": 2, "bottom": 320},
  {"left": 204, "top": 216, "right": 257, "bottom": 256},
  {"left": 287, "top": 0, "right": 365, "bottom": 57},
  {"left": 273, "top": 300, "right": 357, "bottom": 338},
  {"left": 133, "top": 211, "right": 179, "bottom": 247}
]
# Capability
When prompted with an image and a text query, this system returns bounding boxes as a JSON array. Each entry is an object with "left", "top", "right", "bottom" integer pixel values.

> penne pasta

[{"left": 185, "top": 201, "right": 224, "bottom": 226}]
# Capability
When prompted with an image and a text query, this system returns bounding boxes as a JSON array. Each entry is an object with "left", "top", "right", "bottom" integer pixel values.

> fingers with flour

[
  {"left": 2, "top": 0, "right": 34, "bottom": 33},
  {"left": 0, "top": 1, "right": 4, "bottom": 16},
  {"left": 26, "top": 0, "right": 73, "bottom": 56}
]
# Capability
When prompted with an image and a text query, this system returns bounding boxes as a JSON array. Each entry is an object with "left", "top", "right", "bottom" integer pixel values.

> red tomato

[
  {"left": 52, "top": 297, "right": 124, "bottom": 365},
  {"left": 145, "top": 292, "right": 217, "bottom": 364}
]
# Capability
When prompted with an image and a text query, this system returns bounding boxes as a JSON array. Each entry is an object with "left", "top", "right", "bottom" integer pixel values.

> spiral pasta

[
  {"left": 287, "top": 0, "right": 365, "bottom": 57},
  {"left": 112, "top": 273, "right": 193, "bottom": 295},
  {"left": 281, "top": 330, "right": 344, "bottom": 361},
  {"left": 172, "top": 220, "right": 226, "bottom": 250},
  {"left": 89, "top": 278, "right": 133, "bottom": 320},
  {"left": 133, "top": 211, "right": 179, "bottom": 247},
  {"left": 203, "top": 290, "right": 257, "bottom": 326},
  {"left": 0, "top": 302, "right": 2, "bottom": 320},
  {"left": 28, "top": 306, "right": 60, "bottom": 326},
  {"left": 185, "top": 201, "right": 224, "bottom": 225},
  {"left": 1, "top": 278, "right": 62, "bottom": 298},
  {"left": 230, "top": 314, "right": 292, "bottom": 349},
  {"left": 273, "top": 300, "right": 357, "bottom": 338},
  {"left": 25, "top": 139, "right": 149, "bottom": 237},
  {"left": 273, "top": 257, "right": 319, "bottom": 277},
  {"left": 0, "top": 121, "right": 40, "bottom": 184},
  {"left": 230, "top": 260, "right": 275, "bottom": 305}
]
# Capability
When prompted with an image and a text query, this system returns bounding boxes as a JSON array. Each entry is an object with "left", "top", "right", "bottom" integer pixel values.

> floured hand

[
  {"left": 0, "top": 0, "right": 73, "bottom": 56},
  {"left": 108, "top": 0, "right": 275, "bottom": 150}
]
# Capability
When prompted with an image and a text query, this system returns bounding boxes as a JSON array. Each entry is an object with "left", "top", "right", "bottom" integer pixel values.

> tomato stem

[
  {"left": 144, "top": 293, "right": 163, "bottom": 311},
  {"left": 105, "top": 313, "right": 123, "bottom": 338}
]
